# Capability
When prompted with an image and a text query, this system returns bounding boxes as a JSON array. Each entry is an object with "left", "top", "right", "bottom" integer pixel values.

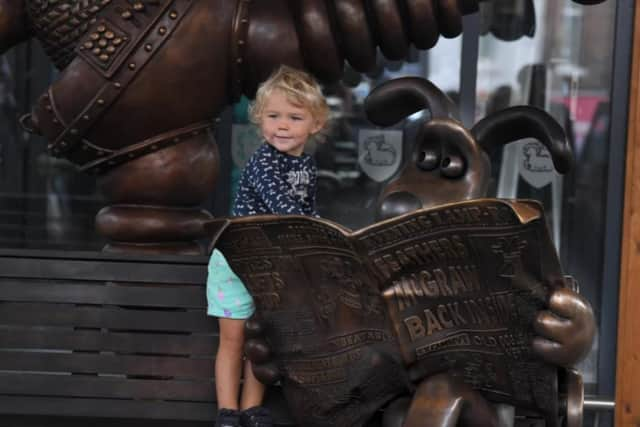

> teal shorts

[{"left": 206, "top": 249, "right": 255, "bottom": 319}]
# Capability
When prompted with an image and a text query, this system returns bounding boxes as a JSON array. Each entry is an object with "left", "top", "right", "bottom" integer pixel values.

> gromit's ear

[
  {"left": 471, "top": 106, "right": 572, "bottom": 174},
  {"left": 365, "top": 77, "right": 459, "bottom": 127}
]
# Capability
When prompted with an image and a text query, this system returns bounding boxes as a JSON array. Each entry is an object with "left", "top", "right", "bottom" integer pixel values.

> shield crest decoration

[
  {"left": 516, "top": 140, "right": 557, "bottom": 189},
  {"left": 358, "top": 129, "right": 403, "bottom": 182}
]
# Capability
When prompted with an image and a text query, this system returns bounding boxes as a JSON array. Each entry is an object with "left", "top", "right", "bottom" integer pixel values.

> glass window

[
  {"left": 0, "top": 44, "right": 107, "bottom": 251},
  {"left": 475, "top": 1, "right": 619, "bottom": 425},
  {"left": 0, "top": 7, "right": 626, "bottom": 424}
]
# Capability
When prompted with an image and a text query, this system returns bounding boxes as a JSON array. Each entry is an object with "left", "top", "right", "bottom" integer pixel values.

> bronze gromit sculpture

[
  {"left": 216, "top": 77, "right": 596, "bottom": 427},
  {"left": 3, "top": 0, "right": 605, "bottom": 253}
]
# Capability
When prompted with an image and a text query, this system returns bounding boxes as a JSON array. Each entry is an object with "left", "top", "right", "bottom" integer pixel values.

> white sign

[
  {"left": 358, "top": 129, "right": 403, "bottom": 182},
  {"left": 519, "top": 140, "right": 556, "bottom": 189}
]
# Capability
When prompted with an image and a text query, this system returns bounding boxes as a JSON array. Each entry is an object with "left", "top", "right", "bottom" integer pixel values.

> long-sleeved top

[{"left": 232, "top": 143, "right": 318, "bottom": 217}]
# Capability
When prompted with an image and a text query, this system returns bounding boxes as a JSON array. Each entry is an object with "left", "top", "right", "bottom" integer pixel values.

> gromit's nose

[{"left": 377, "top": 192, "right": 423, "bottom": 221}]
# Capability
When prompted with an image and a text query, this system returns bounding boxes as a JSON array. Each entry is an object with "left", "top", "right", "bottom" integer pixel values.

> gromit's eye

[
  {"left": 416, "top": 149, "right": 439, "bottom": 171},
  {"left": 440, "top": 154, "right": 466, "bottom": 178}
]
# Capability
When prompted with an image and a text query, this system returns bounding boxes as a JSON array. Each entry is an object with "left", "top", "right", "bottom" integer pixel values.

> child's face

[{"left": 259, "top": 90, "right": 322, "bottom": 157}]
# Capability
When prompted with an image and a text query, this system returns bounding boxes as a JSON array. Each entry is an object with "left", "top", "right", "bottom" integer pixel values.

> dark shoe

[
  {"left": 216, "top": 408, "right": 241, "bottom": 427},
  {"left": 240, "top": 406, "right": 273, "bottom": 427}
]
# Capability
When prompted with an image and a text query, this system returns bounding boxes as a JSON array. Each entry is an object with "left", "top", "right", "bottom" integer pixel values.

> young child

[{"left": 207, "top": 65, "right": 329, "bottom": 427}]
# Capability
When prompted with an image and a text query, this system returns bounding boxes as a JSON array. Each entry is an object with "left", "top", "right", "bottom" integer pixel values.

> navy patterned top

[{"left": 232, "top": 143, "right": 318, "bottom": 217}]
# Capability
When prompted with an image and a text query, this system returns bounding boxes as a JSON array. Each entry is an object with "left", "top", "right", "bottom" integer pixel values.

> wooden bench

[{"left": 0, "top": 251, "right": 294, "bottom": 427}]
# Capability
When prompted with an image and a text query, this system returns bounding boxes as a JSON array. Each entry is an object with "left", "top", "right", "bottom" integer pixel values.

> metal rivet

[
  {"left": 83, "top": 115, "right": 90, "bottom": 120},
  {"left": 106, "top": 46, "right": 116, "bottom": 53},
  {"left": 105, "top": 31, "right": 115, "bottom": 40},
  {"left": 144, "top": 44, "right": 152, "bottom": 52},
  {"left": 113, "top": 38, "right": 123, "bottom": 46},
  {"left": 114, "top": 82, "right": 122, "bottom": 88},
  {"left": 98, "top": 39, "right": 107, "bottom": 47},
  {"left": 90, "top": 33, "right": 100, "bottom": 40},
  {"left": 128, "top": 63, "right": 136, "bottom": 70},
  {"left": 133, "top": 2, "right": 144, "bottom": 11},
  {"left": 97, "top": 99, "right": 105, "bottom": 105},
  {"left": 84, "top": 41, "right": 94, "bottom": 49},
  {"left": 93, "top": 48, "right": 101, "bottom": 55},
  {"left": 158, "top": 27, "right": 167, "bottom": 35},
  {"left": 97, "top": 25, "right": 106, "bottom": 33},
  {"left": 122, "top": 10, "right": 132, "bottom": 19},
  {"left": 169, "top": 11, "right": 178, "bottom": 19},
  {"left": 99, "top": 54, "right": 109, "bottom": 62}
]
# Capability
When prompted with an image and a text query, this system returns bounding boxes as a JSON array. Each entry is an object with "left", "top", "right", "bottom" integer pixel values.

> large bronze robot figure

[{"left": 3, "top": 0, "right": 604, "bottom": 253}]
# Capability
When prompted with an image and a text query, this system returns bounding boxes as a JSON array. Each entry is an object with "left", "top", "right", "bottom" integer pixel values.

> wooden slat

[
  {"left": 0, "top": 257, "right": 206, "bottom": 284},
  {"left": 0, "top": 396, "right": 215, "bottom": 421},
  {"left": 0, "top": 303, "right": 217, "bottom": 332},
  {"left": 0, "top": 416, "right": 213, "bottom": 427},
  {"left": 0, "top": 351, "right": 215, "bottom": 378},
  {"left": 0, "top": 373, "right": 215, "bottom": 401},
  {"left": 0, "top": 395, "right": 296, "bottom": 425},
  {"left": 0, "top": 280, "right": 206, "bottom": 308},
  {"left": 0, "top": 328, "right": 218, "bottom": 355},
  {"left": 616, "top": 1, "right": 640, "bottom": 425}
]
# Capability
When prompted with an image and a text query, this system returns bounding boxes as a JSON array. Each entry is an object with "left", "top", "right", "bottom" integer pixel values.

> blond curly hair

[{"left": 249, "top": 65, "right": 329, "bottom": 129}]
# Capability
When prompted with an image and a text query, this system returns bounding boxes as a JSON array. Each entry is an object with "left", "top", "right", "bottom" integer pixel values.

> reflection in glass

[
  {"left": 476, "top": 1, "right": 617, "bottom": 420},
  {"left": 0, "top": 46, "right": 106, "bottom": 251}
]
